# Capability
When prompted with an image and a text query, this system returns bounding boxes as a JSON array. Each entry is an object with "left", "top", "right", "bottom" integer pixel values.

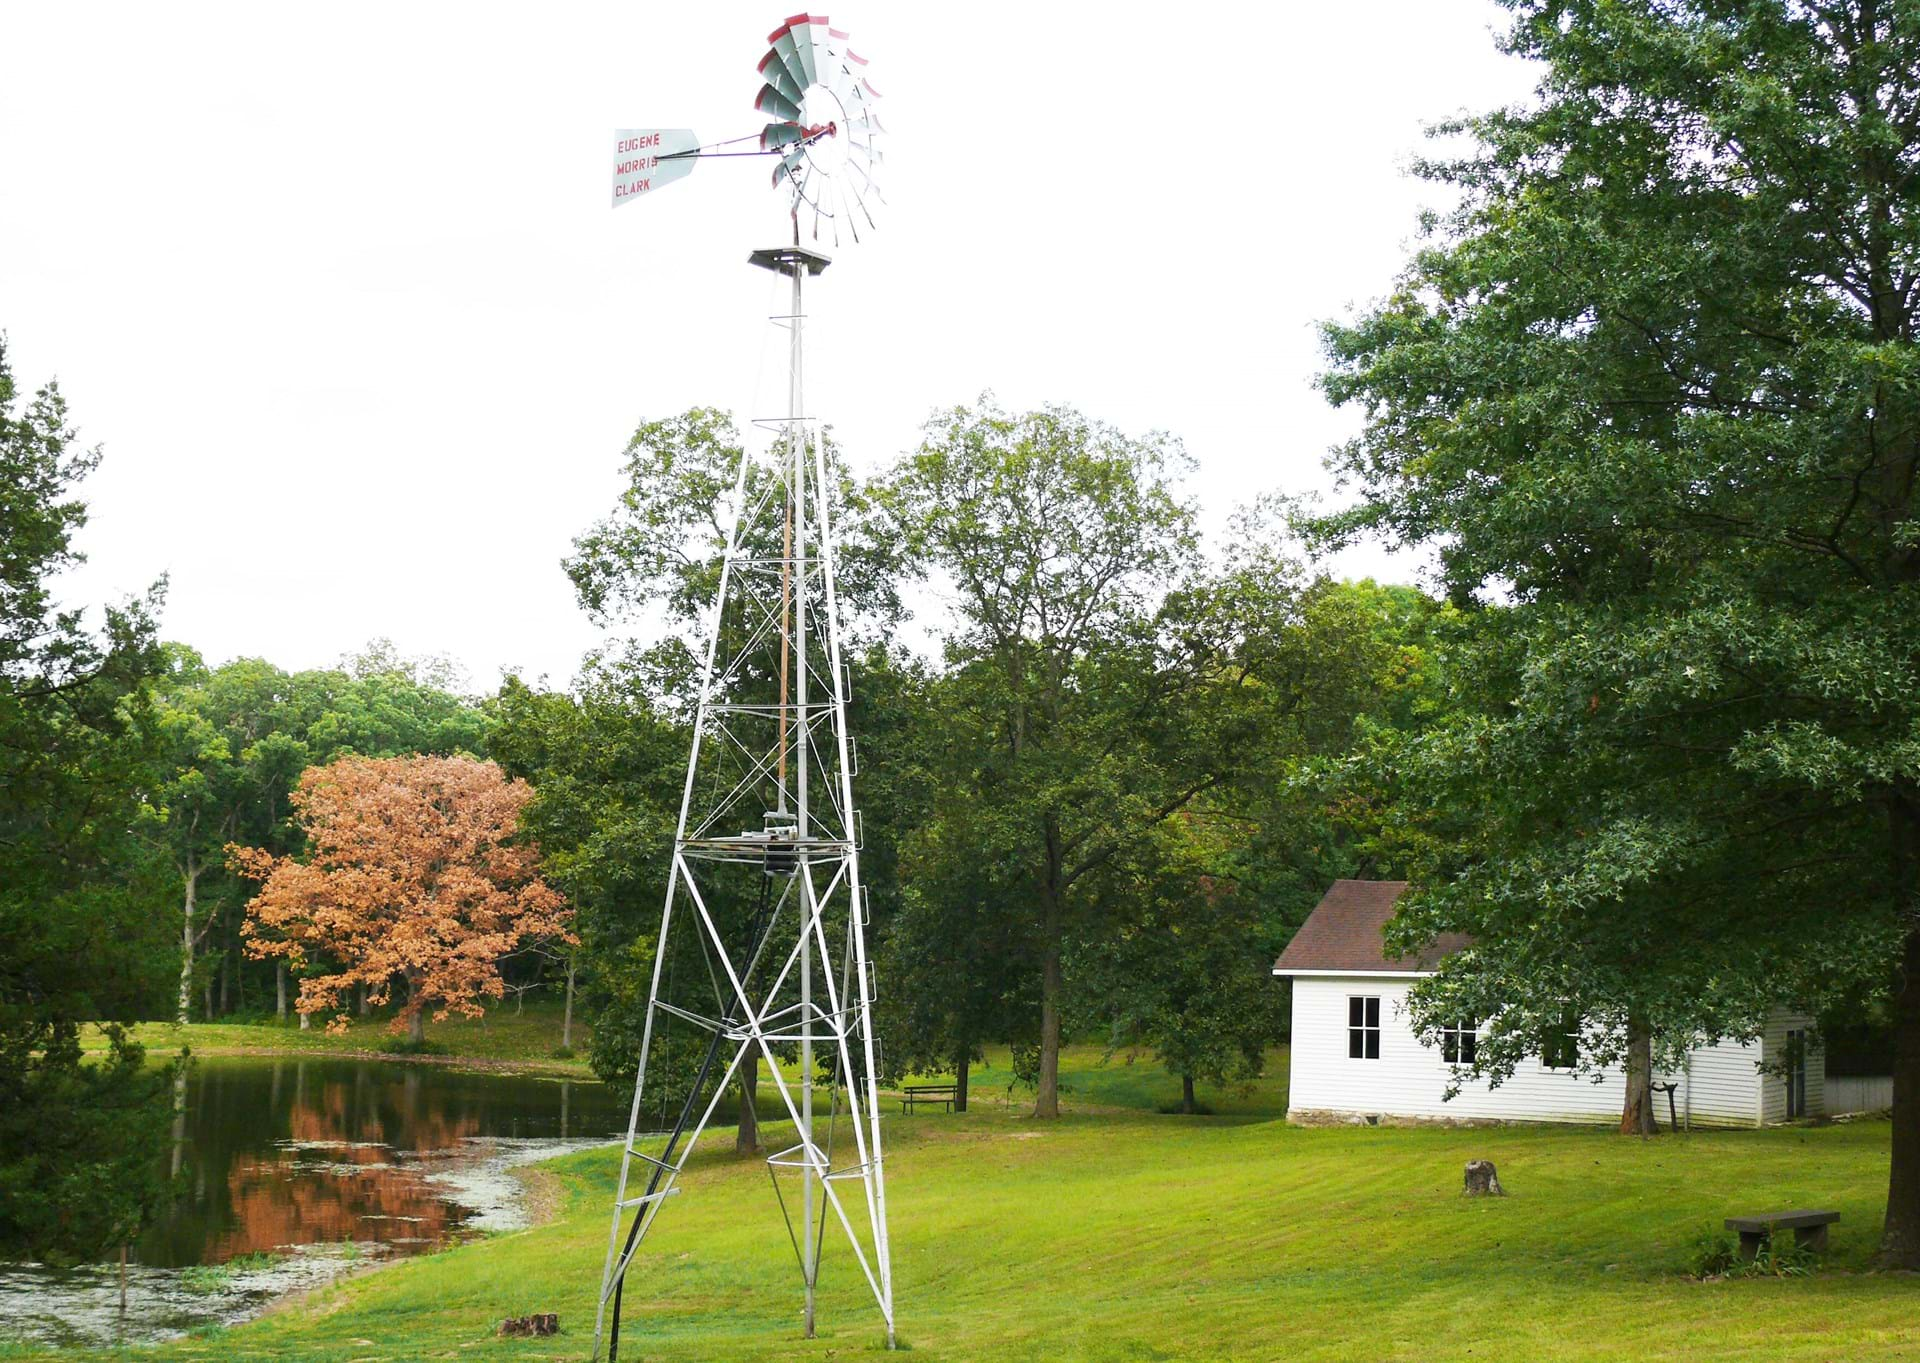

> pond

[{"left": 0, "top": 1055, "right": 632, "bottom": 1351}]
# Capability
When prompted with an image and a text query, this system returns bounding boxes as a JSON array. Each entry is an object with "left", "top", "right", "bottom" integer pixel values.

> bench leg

[
  {"left": 1736, "top": 1231, "right": 1766, "bottom": 1262},
  {"left": 1793, "top": 1225, "right": 1829, "bottom": 1254}
]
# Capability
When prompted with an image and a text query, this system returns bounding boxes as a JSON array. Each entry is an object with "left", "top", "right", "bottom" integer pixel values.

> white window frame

[
  {"left": 1347, "top": 995, "right": 1381, "bottom": 1061},
  {"left": 1441, "top": 1016, "right": 1479, "bottom": 1066}
]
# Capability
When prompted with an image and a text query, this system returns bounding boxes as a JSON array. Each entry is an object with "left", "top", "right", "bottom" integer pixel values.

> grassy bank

[
  {"left": 32, "top": 1044, "right": 1917, "bottom": 1362},
  {"left": 85, "top": 996, "right": 592, "bottom": 1075}
]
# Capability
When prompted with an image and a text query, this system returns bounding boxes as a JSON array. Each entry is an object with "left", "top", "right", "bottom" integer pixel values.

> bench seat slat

[{"left": 1724, "top": 1210, "right": 1840, "bottom": 1232}]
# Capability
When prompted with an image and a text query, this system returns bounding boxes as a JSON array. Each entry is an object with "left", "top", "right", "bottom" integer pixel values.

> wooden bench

[
  {"left": 1724, "top": 1209, "right": 1839, "bottom": 1260},
  {"left": 900, "top": 1084, "right": 957, "bottom": 1113}
]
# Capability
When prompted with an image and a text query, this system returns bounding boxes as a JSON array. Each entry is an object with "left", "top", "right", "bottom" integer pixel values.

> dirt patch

[
  {"left": 252, "top": 1257, "right": 392, "bottom": 1323},
  {"left": 511, "top": 1163, "right": 566, "bottom": 1229}
]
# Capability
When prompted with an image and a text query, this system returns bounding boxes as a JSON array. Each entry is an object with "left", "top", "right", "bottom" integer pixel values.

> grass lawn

[
  {"left": 85, "top": 997, "right": 593, "bottom": 1075},
  {"left": 25, "top": 1044, "right": 1917, "bottom": 1362}
]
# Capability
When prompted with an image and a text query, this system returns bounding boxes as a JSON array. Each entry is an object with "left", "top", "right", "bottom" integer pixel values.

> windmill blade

[
  {"left": 610, "top": 128, "right": 700, "bottom": 208},
  {"left": 760, "top": 121, "right": 806, "bottom": 152},
  {"left": 755, "top": 84, "right": 801, "bottom": 123},
  {"left": 766, "top": 15, "right": 815, "bottom": 87},
  {"left": 756, "top": 47, "right": 805, "bottom": 106},
  {"left": 759, "top": 29, "right": 803, "bottom": 91},
  {"left": 784, "top": 13, "right": 829, "bottom": 85},
  {"left": 771, "top": 146, "right": 807, "bottom": 191}
]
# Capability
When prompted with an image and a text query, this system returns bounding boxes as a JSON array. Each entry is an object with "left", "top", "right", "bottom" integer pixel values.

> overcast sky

[{"left": 1, "top": 1, "right": 1538, "bottom": 692}]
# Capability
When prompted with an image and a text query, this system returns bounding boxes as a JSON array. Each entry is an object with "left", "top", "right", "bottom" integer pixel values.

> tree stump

[
  {"left": 1463, "top": 1159, "right": 1505, "bottom": 1197},
  {"left": 499, "top": 1313, "right": 559, "bottom": 1337}
]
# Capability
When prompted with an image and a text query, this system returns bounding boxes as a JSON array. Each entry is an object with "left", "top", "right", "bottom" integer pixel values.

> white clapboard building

[{"left": 1272, "top": 879, "right": 1822, "bottom": 1127}]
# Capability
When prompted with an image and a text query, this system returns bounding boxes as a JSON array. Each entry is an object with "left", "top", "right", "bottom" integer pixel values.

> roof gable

[{"left": 1271, "top": 879, "right": 1470, "bottom": 975}]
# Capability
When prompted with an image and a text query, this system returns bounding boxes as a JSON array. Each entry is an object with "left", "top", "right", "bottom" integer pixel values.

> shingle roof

[{"left": 1270, "top": 879, "right": 1470, "bottom": 975}]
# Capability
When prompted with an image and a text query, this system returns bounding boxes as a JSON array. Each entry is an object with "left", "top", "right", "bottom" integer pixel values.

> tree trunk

[
  {"left": 217, "top": 930, "right": 232, "bottom": 1016},
  {"left": 953, "top": 1045, "right": 970, "bottom": 1114},
  {"left": 176, "top": 859, "right": 199, "bottom": 1026},
  {"left": 736, "top": 1060, "right": 760, "bottom": 1154},
  {"left": 203, "top": 975, "right": 214, "bottom": 1022},
  {"left": 1182, "top": 1073, "right": 1198, "bottom": 1115},
  {"left": 357, "top": 983, "right": 370, "bottom": 1018},
  {"left": 1881, "top": 796, "right": 1920, "bottom": 1267},
  {"left": 276, "top": 961, "right": 288, "bottom": 1021},
  {"left": 1620, "top": 1016, "right": 1657, "bottom": 1136},
  {"left": 1036, "top": 942, "right": 1062, "bottom": 1118},
  {"left": 299, "top": 1009, "right": 310, "bottom": 1031},
  {"left": 1035, "top": 832, "right": 1065, "bottom": 1120},
  {"left": 408, "top": 1007, "right": 426, "bottom": 1045},
  {"left": 561, "top": 957, "right": 576, "bottom": 1051}
]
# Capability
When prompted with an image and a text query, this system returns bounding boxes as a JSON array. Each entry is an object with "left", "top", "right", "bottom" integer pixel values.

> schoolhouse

[{"left": 1271, "top": 879, "right": 1821, "bottom": 1127}]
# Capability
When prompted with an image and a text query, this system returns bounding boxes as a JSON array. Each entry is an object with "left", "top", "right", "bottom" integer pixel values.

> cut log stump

[
  {"left": 499, "top": 1313, "right": 559, "bottom": 1337},
  {"left": 1463, "top": 1159, "right": 1505, "bottom": 1197}
]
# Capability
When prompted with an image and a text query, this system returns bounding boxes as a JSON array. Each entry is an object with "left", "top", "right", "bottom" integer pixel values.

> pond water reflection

[{"left": 2, "top": 1055, "right": 630, "bottom": 1350}]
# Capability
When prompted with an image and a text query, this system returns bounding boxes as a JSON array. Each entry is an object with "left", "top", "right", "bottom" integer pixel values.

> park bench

[
  {"left": 1723, "top": 1209, "right": 1839, "bottom": 1260},
  {"left": 900, "top": 1084, "right": 957, "bottom": 1113}
]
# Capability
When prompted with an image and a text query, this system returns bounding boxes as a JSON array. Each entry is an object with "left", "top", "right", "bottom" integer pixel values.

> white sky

[{"left": 1, "top": 2, "right": 1537, "bottom": 692}]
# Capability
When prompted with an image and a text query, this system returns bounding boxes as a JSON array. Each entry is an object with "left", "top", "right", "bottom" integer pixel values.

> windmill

[{"left": 595, "top": 16, "right": 893, "bottom": 1362}]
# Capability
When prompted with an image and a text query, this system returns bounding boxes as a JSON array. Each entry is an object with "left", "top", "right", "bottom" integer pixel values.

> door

[{"left": 1785, "top": 1027, "right": 1808, "bottom": 1119}]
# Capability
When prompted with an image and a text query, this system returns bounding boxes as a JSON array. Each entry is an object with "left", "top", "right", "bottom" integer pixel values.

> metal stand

[{"left": 594, "top": 243, "right": 895, "bottom": 1360}]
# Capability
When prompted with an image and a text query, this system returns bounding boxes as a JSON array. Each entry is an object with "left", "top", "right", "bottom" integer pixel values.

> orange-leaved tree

[{"left": 230, "top": 754, "right": 571, "bottom": 1042}]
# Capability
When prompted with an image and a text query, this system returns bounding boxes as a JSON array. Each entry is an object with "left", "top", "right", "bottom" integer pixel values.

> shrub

[{"left": 1685, "top": 1228, "right": 1819, "bottom": 1280}]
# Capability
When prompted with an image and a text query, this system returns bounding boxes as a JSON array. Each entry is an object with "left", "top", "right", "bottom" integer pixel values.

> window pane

[
  {"left": 1462, "top": 1034, "right": 1477, "bottom": 1064},
  {"left": 1349, "top": 997, "right": 1364, "bottom": 1028},
  {"left": 1365, "top": 1030, "right": 1380, "bottom": 1060},
  {"left": 1365, "top": 997, "right": 1380, "bottom": 1027},
  {"left": 1349, "top": 1029, "right": 1364, "bottom": 1059}
]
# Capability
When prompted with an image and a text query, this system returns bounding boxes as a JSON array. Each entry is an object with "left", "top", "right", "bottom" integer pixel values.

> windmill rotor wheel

[{"left": 755, "top": 14, "right": 885, "bottom": 245}]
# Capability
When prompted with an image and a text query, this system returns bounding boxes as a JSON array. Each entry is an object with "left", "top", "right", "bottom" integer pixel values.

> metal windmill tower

[{"left": 595, "top": 16, "right": 892, "bottom": 1361}]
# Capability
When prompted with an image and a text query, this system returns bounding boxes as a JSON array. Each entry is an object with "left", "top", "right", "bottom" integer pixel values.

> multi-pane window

[
  {"left": 1348, "top": 995, "right": 1381, "bottom": 1060},
  {"left": 1442, "top": 1017, "right": 1479, "bottom": 1065},
  {"left": 1541, "top": 1015, "right": 1580, "bottom": 1070}
]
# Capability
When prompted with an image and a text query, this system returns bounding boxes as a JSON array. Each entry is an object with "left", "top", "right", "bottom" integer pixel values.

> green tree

[
  {"left": 153, "top": 647, "right": 491, "bottom": 1024},
  {"left": 0, "top": 336, "right": 177, "bottom": 1262},
  {"left": 490, "top": 669, "right": 683, "bottom": 1078},
  {"left": 1073, "top": 822, "right": 1285, "bottom": 1114},
  {"left": 878, "top": 724, "right": 1038, "bottom": 1111},
  {"left": 566, "top": 407, "right": 903, "bottom": 700},
  {"left": 886, "top": 398, "right": 1314, "bottom": 1117},
  {"left": 1316, "top": 0, "right": 1920, "bottom": 1257}
]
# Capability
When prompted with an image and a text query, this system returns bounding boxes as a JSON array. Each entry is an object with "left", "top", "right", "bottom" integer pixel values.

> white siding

[
  {"left": 1289, "top": 978, "right": 1620, "bottom": 1124},
  {"left": 1674, "top": 1034, "right": 1765, "bottom": 1128},
  {"left": 1285, "top": 976, "right": 1800, "bottom": 1127},
  {"left": 1830, "top": 1075, "right": 1893, "bottom": 1114}
]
